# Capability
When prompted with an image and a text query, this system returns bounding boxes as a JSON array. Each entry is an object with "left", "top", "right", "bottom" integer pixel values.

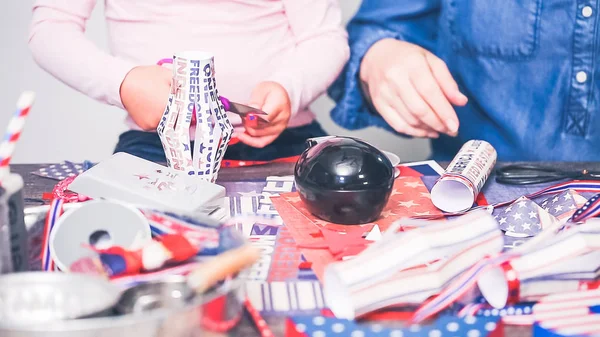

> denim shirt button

[
  {"left": 576, "top": 71, "right": 588, "bottom": 83},
  {"left": 582, "top": 6, "right": 593, "bottom": 17}
]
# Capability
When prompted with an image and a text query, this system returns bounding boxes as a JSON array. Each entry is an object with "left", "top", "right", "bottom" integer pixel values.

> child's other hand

[
  {"left": 120, "top": 65, "right": 172, "bottom": 131},
  {"left": 236, "top": 81, "right": 291, "bottom": 148}
]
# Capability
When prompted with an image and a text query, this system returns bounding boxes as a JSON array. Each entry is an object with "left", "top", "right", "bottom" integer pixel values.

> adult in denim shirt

[{"left": 329, "top": 0, "right": 600, "bottom": 161}]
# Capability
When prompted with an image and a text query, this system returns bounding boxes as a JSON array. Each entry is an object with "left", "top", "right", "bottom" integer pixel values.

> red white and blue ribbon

[
  {"left": 41, "top": 198, "right": 64, "bottom": 271},
  {"left": 571, "top": 193, "right": 600, "bottom": 223}
]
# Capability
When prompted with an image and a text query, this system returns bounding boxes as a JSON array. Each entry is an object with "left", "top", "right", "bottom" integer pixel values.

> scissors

[
  {"left": 156, "top": 58, "right": 269, "bottom": 122},
  {"left": 495, "top": 164, "right": 600, "bottom": 185}
]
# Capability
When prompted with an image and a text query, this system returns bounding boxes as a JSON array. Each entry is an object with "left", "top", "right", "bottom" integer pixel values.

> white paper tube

[{"left": 431, "top": 140, "right": 497, "bottom": 213}]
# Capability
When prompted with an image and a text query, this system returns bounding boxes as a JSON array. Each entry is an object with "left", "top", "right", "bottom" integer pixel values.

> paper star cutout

[
  {"left": 398, "top": 200, "right": 419, "bottom": 208},
  {"left": 528, "top": 211, "right": 538, "bottom": 219},
  {"left": 404, "top": 181, "right": 422, "bottom": 188},
  {"left": 135, "top": 174, "right": 149, "bottom": 180}
]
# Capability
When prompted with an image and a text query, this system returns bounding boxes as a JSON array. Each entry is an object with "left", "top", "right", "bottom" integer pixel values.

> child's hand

[
  {"left": 236, "top": 81, "right": 291, "bottom": 148},
  {"left": 120, "top": 65, "right": 172, "bottom": 131}
]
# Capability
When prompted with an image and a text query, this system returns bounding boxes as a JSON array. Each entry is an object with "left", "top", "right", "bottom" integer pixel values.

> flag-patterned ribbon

[{"left": 419, "top": 180, "right": 600, "bottom": 219}]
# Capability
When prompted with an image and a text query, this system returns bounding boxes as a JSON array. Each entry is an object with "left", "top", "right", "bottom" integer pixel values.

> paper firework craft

[{"left": 157, "top": 51, "right": 233, "bottom": 183}]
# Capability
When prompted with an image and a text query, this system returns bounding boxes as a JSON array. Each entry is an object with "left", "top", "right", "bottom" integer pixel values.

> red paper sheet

[{"left": 271, "top": 176, "right": 444, "bottom": 281}]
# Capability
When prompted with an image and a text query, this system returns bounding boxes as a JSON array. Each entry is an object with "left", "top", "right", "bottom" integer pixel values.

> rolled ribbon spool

[{"left": 431, "top": 140, "right": 497, "bottom": 213}]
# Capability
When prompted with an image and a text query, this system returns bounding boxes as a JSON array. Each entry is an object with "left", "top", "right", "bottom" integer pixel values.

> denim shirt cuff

[{"left": 328, "top": 26, "right": 411, "bottom": 138}]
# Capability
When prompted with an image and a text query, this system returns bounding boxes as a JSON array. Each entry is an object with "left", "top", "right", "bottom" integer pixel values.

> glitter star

[{"left": 398, "top": 200, "right": 419, "bottom": 208}]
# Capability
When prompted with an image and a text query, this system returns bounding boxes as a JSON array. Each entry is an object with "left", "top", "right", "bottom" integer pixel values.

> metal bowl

[{"left": 1, "top": 204, "right": 247, "bottom": 337}]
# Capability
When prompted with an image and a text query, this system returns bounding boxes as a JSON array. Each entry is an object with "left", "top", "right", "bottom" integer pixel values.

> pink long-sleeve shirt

[{"left": 28, "top": 0, "right": 349, "bottom": 132}]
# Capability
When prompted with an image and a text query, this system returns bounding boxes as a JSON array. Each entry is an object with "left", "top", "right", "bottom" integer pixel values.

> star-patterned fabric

[
  {"left": 31, "top": 161, "right": 87, "bottom": 180},
  {"left": 493, "top": 196, "right": 558, "bottom": 237},
  {"left": 538, "top": 189, "right": 587, "bottom": 223}
]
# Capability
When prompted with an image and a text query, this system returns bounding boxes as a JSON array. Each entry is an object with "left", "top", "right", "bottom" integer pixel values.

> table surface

[{"left": 14, "top": 161, "right": 600, "bottom": 337}]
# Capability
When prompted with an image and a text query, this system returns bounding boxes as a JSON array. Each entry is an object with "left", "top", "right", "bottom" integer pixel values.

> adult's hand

[
  {"left": 120, "top": 65, "right": 172, "bottom": 131},
  {"left": 360, "top": 38, "right": 468, "bottom": 138}
]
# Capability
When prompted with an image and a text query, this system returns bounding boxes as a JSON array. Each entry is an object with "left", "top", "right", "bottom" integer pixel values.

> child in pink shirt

[{"left": 28, "top": 0, "right": 349, "bottom": 163}]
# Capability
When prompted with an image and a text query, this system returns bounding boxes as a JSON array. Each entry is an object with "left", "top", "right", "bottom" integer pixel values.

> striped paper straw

[{"left": 0, "top": 91, "right": 35, "bottom": 178}]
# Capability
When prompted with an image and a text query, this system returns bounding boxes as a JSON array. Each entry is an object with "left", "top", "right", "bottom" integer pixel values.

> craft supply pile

[{"left": 3, "top": 52, "right": 600, "bottom": 337}]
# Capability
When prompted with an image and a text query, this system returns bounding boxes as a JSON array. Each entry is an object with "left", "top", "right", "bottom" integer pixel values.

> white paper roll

[
  {"left": 431, "top": 140, "right": 497, "bottom": 213},
  {"left": 49, "top": 200, "right": 152, "bottom": 271}
]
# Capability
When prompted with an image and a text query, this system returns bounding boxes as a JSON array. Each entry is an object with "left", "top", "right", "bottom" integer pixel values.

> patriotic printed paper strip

[
  {"left": 323, "top": 210, "right": 504, "bottom": 320},
  {"left": 40, "top": 198, "right": 64, "bottom": 271},
  {"left": 533, "top": 289, "right": 600, "bottom": 337},
  {"left": 286, "top": 313, "right": 503, "bottom": 337}
]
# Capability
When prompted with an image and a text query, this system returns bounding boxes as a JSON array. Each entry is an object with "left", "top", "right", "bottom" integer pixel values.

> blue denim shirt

[{"left": 329, "top": 0, "right": 600, "bottom": 161}]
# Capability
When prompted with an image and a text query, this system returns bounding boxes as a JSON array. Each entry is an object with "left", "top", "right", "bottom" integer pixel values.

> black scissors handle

[{"left": 495, "top": 164, "right": 600, "bottom": 185}]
